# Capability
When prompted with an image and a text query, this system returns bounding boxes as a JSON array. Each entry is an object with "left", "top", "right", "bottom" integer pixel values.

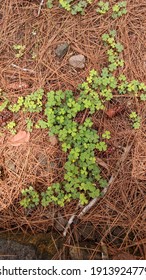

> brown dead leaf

[
  {"left": 105, "top": 106, "right": 125, "bottom": 118},
  {"left": 105, "top": 108, "right": 117, "bottom": 118},
  {"left": 8, "top": 131, "right": 30, "bottom": 146}
]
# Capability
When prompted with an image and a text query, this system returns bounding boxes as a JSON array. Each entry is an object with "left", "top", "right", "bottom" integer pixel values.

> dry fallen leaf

[
  {"left": 105, "top": 106, "right": 125, "bottom": 118},
  {"left": 8, "top": 131, "right": 30, "bottom": 146},
  {"left": 105, "top": 108, "right": 117, "bottom": 118}
]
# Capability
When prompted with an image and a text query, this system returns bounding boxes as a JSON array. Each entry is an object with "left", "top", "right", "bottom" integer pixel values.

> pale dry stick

[
  {"left": 63, "top": 175, "right": 114, "bottom": 237},
  {"left": 63, "top": 202, "right": 81, "bottom": 237},
  {"left": 78, "top": 174, "right": 114, "bottom": 220},
  {"left": 101, "top": 241, "right": 109, "bottom": 260},
  {"left": 63, "top": 143, "right": 133, "bottom": 236},
  {"left": 38, "top": 0, "right": 44, "bottom": 16},
  {"left": 11, "top": 63, "right": 35, "bottom": 74},
  {"left": 78, "top": 143, "right": 133, "bottom": 219}
]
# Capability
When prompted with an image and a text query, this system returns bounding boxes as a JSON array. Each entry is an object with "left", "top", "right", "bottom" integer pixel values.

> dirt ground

[{"left": 0, "top": 0, "right": 146, "bottom": 259}]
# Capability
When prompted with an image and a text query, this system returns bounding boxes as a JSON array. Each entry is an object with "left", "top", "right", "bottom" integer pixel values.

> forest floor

[{"left": 0, "top": 0, "right": 145, "bottom": 260}]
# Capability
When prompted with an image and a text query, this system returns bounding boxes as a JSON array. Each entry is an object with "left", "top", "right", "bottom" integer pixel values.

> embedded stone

[
  {"left": 55, "top": 42, "right": 69, "bottom": 58},
  {"left": 69, "top": 54, "right": 85, "bottom": 69}
]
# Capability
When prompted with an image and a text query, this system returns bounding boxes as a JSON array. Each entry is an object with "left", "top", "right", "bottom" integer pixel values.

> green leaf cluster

[
  {"left": 102, "top": 30, "right": 124, "bottom": 72},
  {"left": 7, "top": 121, "right": 16, "bottom": 135},
  {"left": 140, "top": 93, "right": 146, "bottom": 101},
  {"left": 20, "top": 186, "right": 40, "bottom": 208},
  {"left": 46, "top": 0, "right": 127, "bottom": 18},
  {"left": 23, "top": 89, "right": 44, "bottom": 113},
  {"left": 20, "top": 185, "right": 71, "bottom": 208},
  {"left": 100, "top": 31, "right": 146, "bottom": 102},
  {"left": 26, "top": 118, "right": 33, "bottom": 132},
  {"left": 112, "top": 1, "right": 127, "bottom": 19},
  {"left": 117, "top": 76, "right": 146, "bottom": 96},
  {"left": 13, "top": 44, "right": 25, "bottom": 58},
  {"left": 102, "top": 130, "right": 111, "bottom": 139},
  {"left": 52, "top": 0, "right": 93, "bottom": 15},
  {"left": 41, "top": 183, "right": 71, "bottom": 207},
  {"left": 129, "top": 111, "right": 141, "bottom": 129},
  {"left": 43, "top": 87, "right": 109, "bottom": 205},
  {"left": 9, "top": 89, "right": 44, "bottom": 113},
  {"left": 47, "top": 0, "right": 54, "bottom": 8},
  {"left": 96, "top": 1, "right": 109, "bottom": 14},
  {"left": 9, "top": 96, "right": 24, "bottom": 113}
]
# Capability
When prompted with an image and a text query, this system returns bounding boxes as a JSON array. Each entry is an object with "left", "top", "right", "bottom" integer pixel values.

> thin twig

[
  {"left": 78, "top": 175, "right": 114, "bottom": 219},
  {"left": 78, "top": 143, "right": 133, "bottom": 219},
  {"left": 80, "top": 108, "right": 88, "bottom": 124},
  {"left": 101, "top": 241, "right": 109, "bottom": 260},
  {"left": 63, "top": 202, "right": 81, "bottom": 237},
  {"left": 63, "top": 175, "right": 114, "bottom": 237},
  {"left": 38, "top": 0, "right": 44, "bottom": 16},
  {"left": 63, "top": 174, "right": 114, "bottom": 237},
  {"left": 63, "top": 143, "right": 133, "bottom": 236},
  {"left": 11, "top": 63, "right": 35, "bottom": 73}
]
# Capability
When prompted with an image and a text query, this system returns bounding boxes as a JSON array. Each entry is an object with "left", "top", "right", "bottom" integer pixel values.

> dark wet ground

[{"left": 0, "top": 238, "right": 37, "bottom": 260}]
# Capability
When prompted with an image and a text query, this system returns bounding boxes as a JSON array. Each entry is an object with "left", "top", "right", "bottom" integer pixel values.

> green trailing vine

[
  {"left": 46, "top": 0, "right": 127, "bottom": 17},
  {"left": 42, "top": 87, "right": 110, "bottom": 206},
  {"left": 8, "top": 89, "right": 44, "bottom": 113},
  {"left": 0, "top": 30, "right": 146, "bottom": 208},
  {"left": 47, "top": 0, "right": 93, "bottom": 15}
]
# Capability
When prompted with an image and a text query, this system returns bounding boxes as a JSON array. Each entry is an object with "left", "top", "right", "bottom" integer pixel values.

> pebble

[
  {"left": 5, "top": 159, "right": 16, "bottom": 173},
  {"left": 55, "top": 42, "right": 69, "bottom": 58},
  {"left": 69, "top": 54, "right": 85, "bottom": 69}
]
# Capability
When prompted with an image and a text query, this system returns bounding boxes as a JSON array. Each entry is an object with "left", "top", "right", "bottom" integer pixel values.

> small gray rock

[
  {"left": 55, "top": 43, "right": 69, "bottom": 58},
  {"left": 69, "top": 54, "right": 85, "bottom": 69},
  {"left": 5, "top": 159, "right": 16, "bottom": 173},
  {"left": 38, "top": 153, "right": 48, "bottom": 167}
]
